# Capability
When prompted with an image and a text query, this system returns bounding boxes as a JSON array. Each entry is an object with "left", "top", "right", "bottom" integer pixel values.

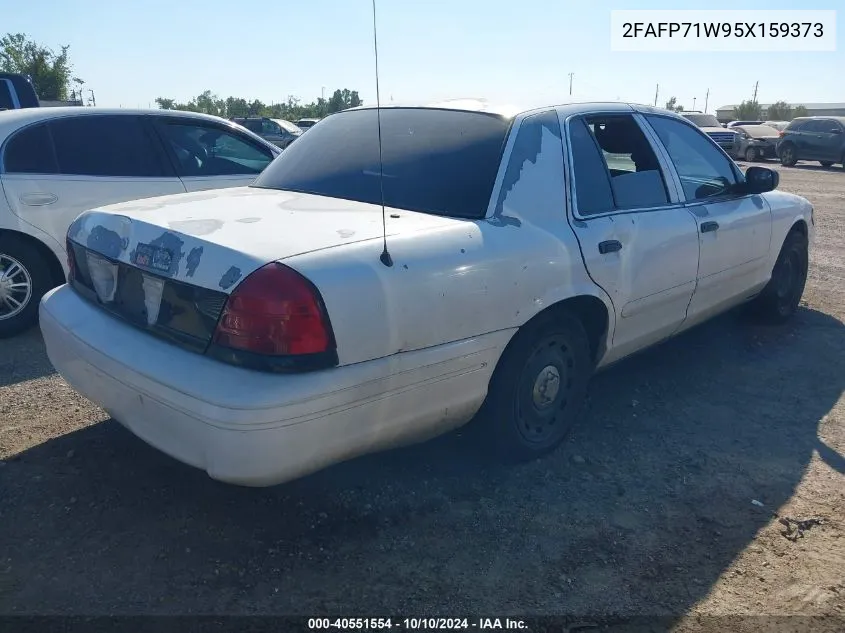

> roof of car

[
  {"left": 0, "top": 107, "right": 240, "bottom": 137},
  {"left": 346, "top": 99, "right": 689, "bottom": 121}
]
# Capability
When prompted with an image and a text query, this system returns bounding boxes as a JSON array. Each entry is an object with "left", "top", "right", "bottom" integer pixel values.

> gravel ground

[{"left": 1, "top": 163, "right": 843, "bottom": 630}]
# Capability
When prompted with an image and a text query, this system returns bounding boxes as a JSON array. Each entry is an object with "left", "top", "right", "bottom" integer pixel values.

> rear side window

[
  {"left": 3, "top": 123, "right": 58, "bottom": 174},
  {"left": 786, "top": 120, "right": 807, "bottom": 131},
  {"left": 50, "top": 115, "right": 165, "bottom": 177},
  {"left": 0, "top": 81, "right": 14, "bottom": 109},
  {"left": 568, "top": 118, "right": 615, "bottom": 216},
  {"left": 252, "top": 108, "right": 511, "bottom": 219},
  {"left": 155, "top": 120, "right": 275, "bottom": 177}
]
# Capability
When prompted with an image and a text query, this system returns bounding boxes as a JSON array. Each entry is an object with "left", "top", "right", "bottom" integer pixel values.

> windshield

[
  {"left": 252, "top": 108, "right": 512, "bottom": 219},
  {"left": 737, "top": 125, "right": 780, "bottom": 138},
  {"left": 273, "top": 119, "right": 302, "bottom": 134},
  {"left": 682, "top": 113, "right": 722, "bottom": 128}
]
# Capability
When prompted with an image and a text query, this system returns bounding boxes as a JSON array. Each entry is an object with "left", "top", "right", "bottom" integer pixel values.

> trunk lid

[
  {"left": 68, "top": 186, "right": 391, "bottom": 291},
  {"left": 65, "top": 186, "right": 459, "bottom": 357}
]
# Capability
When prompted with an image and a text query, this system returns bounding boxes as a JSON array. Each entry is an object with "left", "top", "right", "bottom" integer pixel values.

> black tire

[
  {"left": 480, "top": 311, "right": 593, "bottom": 462},
  {"left": 0, "top": 236, "right": 54, "bottom": 338},
  {"left": 779, "top": 143, "right": 798, "bottom": 167},
  {"left": 820, "top": 161, "right": 833, "bottom": 167},
  {"left": 749, "top": 230, "right": 808, "bottom": 324},
  {"left": 745, "top": 147, "right": 758, "bottom": 162}
]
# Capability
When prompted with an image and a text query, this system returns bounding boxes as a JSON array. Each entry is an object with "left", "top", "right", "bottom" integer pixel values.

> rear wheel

[
  {"left": 820, "top": 161, "right": 833, "bottom": 167},
  {"left": 0, "top": 236, "right": 53, "bottom": 338},
  {"left": 779, "top": 143, "right": 798, "bottom": 167},
  {"left": 480, "top": 311, "right": 593, "bottom": 461},
  {"left": 749, "top": 230, "right": 808, "bottom": 324},
  {"left": 745, "top": 147, "right": 759, "bottom": 162}
]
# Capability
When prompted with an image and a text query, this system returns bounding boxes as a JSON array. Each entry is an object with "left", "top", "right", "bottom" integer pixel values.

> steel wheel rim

[
  {"left": 782, "top": 147, "right": 794, "bottom": 163},
  {"left": 0, "top": 254, "right": 33, "bottom": 320},
  {"left": 514, "top": 335, "right": 576, "bottom": 445}
]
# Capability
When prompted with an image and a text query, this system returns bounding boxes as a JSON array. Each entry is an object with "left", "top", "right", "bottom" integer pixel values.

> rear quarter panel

[{"left": 284, "top": 215, "right": 613, "bottom": 368}]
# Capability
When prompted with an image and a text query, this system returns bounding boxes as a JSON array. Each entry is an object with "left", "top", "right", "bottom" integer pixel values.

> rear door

[
  {"left": 1, "top": 115, "right": 185, "bottom": 249},
  {"left": 151, "top": 117, "right": 277, "bottom": 192},
  {"left": 564, "top": 111, "right": 700, "bottom": 362},
  {"left": 643, "top": 114, "right": 773, "bottom": 326}
]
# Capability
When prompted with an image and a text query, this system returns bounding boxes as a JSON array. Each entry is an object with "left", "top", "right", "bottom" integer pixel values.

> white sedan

[
  {"left": 39, "top": 100, "right": 814, "bottom": 487},
  {"left": 0, "top": 107, "right": 279, "bottom": 337}
]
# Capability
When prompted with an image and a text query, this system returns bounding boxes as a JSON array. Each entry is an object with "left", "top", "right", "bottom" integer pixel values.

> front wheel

[
  {"left": 480, "top": 312, "right": 593, "bottom": 462},
  {"left": 749, "top": 231, "right": 808, "bottom": 324},
  {"left": 745, "top": 147, "right": 759, "bottom": 162},
  {"left": 779, "top": 144, "right": 798, "bottom": 167},
  {"left": 0, "top": 237, "right": 54, "bottom": 338}
]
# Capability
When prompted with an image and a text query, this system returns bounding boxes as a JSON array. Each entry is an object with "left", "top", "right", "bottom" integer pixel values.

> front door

[
  {"left": 151, "top": 117, "right": 277, "bottom": 192},
  {"left": 1, "top": 115, "right": 185, "bottom": 250},
  {"left": 814, "top": 119, "right": 844, "bottom": 162},
  {"left": 564, "top": 112, "right": 700, "bottom": 363},
  {"left": 643, "top": 114, "right": 773, "bottom": 327}
]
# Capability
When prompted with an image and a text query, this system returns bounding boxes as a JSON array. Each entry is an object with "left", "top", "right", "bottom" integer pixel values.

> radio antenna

[{"left": 372, "top": 0, "right": 393, "bottom": 267}]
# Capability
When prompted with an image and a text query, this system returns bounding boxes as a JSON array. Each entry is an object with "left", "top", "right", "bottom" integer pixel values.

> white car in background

[
  {"left": 40, "top": 101, "right": 813, "bottom": 487},
  {"left": 0, "top": 108, "right": 280, "bottom": 336}
]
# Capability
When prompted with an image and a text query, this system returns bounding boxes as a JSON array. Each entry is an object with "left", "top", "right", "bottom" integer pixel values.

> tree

[
  {"left": 0, "top": 32, "right": 78, "bottom": 100},
  {"left": 734, "top": 100, "right": 763, "bottom": 120},
  {"left": 154, "top": 87, "right": 363, "bottom": 120},
  {"left": 664, "top": 96, "right": 684, "bottom": 112},
  {"left": 155, "top": 97, "right": 175, "bottom": 110},
  {"left": 792, "top": 105, "right": 809, "bottom": 119},
  {"left": 766, "top": 101, "right": 792, "bottom": 120}
]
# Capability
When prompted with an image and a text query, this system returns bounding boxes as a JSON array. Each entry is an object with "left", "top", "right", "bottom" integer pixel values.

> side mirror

[{"left": 744, "top": 166, "right": 778, "bottom": 194}]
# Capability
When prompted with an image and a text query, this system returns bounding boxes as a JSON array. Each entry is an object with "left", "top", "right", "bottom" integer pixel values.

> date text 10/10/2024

[{"left": 308, "top": 618, "right": 528, "bottom": 630}]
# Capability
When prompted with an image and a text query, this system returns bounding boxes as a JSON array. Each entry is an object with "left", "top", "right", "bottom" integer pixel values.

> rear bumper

[{"left": 39, "top": 285, "right": 509, "bottom": 486}]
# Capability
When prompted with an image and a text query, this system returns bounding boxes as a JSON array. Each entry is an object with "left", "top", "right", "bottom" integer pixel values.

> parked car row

[
  {"left": 681, "top": 111, "right": 845, "bottom": 168},
  {"left": 0, "top": 107, "right": 281, "bottom": 336},
  {"left": 776, "top": 117, "right": 845, "bottom": 169},
  {"left": 35, "top": 101, "right": 814, "bottom": 487}
]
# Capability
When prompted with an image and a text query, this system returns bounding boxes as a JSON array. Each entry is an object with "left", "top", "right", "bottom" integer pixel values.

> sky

[{"left": 3, "top": 0, "right": 843, "bottom": 113}]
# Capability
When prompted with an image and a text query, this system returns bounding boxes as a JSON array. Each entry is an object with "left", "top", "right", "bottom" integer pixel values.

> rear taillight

[
  {"left": 212, "top": 263, "right": 334, "bottom": 357},
  {"left": 66, "top": 237, "right": 76, "bottom": 282},
  {"left": 778, "top": 131, "right": 785, "bottom": 137}
]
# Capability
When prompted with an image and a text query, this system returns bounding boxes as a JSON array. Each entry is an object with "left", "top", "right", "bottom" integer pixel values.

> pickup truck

[{"left": 0, "top": 73, "right": 40, "bottom": 110}]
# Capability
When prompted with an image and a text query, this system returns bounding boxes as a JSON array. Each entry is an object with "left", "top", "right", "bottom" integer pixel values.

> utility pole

[
  {"left": 654, "top": 84, "right": 659, "bottom": 107},
  {"left": 693, "top": 97, "right": 697, "bottom": 111},
  {"left": 568, "top": 73, "right": 574, "bottom": 96},
  {"left": 752, "top": 81, "right": 759, "bottom": 102},
  {"left": 704, "top": 88, "right": 709, "bottom": 113},
  {"left": 88, "top": 89, "right": 96, "bottom": 107},
  {"left": 321, "top": 86, "right": 325, "bottom": 101}
]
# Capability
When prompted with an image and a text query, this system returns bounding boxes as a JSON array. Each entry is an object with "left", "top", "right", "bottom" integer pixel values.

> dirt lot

[{"left": 1, "top": 163, "right": 843, "bottom": 630}]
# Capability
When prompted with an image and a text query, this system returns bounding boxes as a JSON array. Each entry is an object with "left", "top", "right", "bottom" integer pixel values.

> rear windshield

[
  {"left": 274, "top": 119, "right": 302, "bottom": 133},
  {"left": 682, "top": 113, "right": 722, "bottom": 128},
  {"left": 252, "top": 108, "right": 512, "bottom": 219},
  {"left": 738, "top": 125, "right": 780, "bottom": 137}
]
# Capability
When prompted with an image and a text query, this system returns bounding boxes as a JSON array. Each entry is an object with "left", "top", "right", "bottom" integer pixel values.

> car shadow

[
  {"left": 0, "top": 327, "right": 56, "bottom": 388},
  {"left": 1, "top": 307, "right": 843, "bottom": 621}
]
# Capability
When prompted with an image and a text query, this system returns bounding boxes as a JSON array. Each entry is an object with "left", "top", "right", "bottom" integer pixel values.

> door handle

[
  {"left": 20, "top": 193, "right": 58, "bottom": 206},
  {"left": 598, "top": 240, "right": 622, "bottom": 254},
  {"left": 700, "top": 221, "right": 720, "bottom": 233}
]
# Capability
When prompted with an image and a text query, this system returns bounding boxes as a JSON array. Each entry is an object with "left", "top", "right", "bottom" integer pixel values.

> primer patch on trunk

[
  {"left": 185, "top": 247, "right": 204, "bottom": 278},
  {"left": 218, "top": 266, "right": 242, "bottom": 290}
]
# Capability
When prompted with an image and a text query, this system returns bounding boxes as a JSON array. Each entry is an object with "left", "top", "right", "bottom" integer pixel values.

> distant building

[{"left": 716, "top": 103, "right": 845, "bottom": 123}]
